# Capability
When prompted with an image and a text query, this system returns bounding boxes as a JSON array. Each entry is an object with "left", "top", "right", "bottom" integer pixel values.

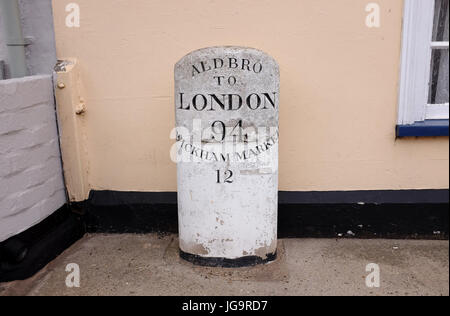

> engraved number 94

[{"left": 211, "top": 120, "right": 248, "bottom": 143}]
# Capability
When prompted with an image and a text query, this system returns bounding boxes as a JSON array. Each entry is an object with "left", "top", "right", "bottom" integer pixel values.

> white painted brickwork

[{"left": 0, "top": 75, "right": 66, "bottom": 242}]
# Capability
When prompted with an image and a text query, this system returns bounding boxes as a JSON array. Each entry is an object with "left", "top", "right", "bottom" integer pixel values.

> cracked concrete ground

[{"left": 0, "top": 234, "right": 448, "bottom": 296}]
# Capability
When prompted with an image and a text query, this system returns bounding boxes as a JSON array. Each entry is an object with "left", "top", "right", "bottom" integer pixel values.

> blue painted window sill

[{"left": 396, "top": 120, "right": 449, "bottom": 137}]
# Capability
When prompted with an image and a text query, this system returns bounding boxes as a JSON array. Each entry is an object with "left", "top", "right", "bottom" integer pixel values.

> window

[{"left": 398, "top": 0, "right": 449, "bottom": 136}]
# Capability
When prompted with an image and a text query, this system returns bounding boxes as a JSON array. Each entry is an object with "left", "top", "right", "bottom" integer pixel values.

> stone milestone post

[{"left": 175, "top": 47, "right": 279, "bottom": 267}]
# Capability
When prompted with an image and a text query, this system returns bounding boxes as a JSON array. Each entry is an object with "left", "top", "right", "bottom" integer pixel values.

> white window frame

[{"left": 398, "top": 0, "right": 449, "bottom": 125}]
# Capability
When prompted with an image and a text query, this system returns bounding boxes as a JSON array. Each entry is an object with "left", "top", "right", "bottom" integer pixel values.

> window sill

[{"left": 396, "top": 120, "right": 449, "bottom": 137}]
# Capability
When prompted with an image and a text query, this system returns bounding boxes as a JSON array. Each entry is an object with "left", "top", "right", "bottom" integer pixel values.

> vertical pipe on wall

[{"left": 0, "top": 0, "right": 27, "bottom": 78}]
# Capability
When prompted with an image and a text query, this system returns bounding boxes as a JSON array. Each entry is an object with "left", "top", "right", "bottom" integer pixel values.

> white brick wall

[
  {"left": 0, "top": 10, "right": 6, "bottom": 79},
  {"left": 0, "top": 75, "right": 66, "bottom": 242}
]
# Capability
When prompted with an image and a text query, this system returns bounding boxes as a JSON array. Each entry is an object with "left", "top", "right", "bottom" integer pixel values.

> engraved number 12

[{"left": 216, "top": 170, "right": 234, "bottom": 184}]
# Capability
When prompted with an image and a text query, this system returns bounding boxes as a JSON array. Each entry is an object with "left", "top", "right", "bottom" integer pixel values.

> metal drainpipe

[{"left": 0, "top": 0, "right": 27, "bottom": 78}]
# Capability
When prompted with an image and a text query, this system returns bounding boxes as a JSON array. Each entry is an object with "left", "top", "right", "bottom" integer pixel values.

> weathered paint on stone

[{"left": 175, "top": 47, "right": 279, "bottom": 262}]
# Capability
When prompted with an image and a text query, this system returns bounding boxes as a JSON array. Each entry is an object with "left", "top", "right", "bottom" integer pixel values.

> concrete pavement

[{"left": 0, "top": 234, "right": 448, "bottom": 296}]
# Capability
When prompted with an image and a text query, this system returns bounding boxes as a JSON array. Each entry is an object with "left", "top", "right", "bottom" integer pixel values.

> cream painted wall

[{"left": 51, "top": 0, "right": 449, "bottom": 193}]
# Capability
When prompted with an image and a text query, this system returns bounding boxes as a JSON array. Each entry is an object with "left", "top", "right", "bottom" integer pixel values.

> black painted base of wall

[
  {"left": 85, "top": 190, "right": 449, "bottom": 239},
  {"left": 0, "top": 206, "right": 85, "bottom": 282},
  {"left": 0, "top": 189, "right": 448, "bottom": 282},
  {"left": 85, "top": 202, "right": 450, "bottom": 239}
]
